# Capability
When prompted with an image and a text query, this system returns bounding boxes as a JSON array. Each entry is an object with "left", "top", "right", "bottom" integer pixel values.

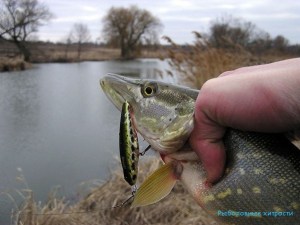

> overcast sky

[{"left": 39, "top": 0, "right": 300, "bottom": 44}]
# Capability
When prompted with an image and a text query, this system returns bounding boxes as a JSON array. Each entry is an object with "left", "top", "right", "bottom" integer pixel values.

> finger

[
  {"left": 219, "top": 70, "right": 234, "bottom": 77},
  {"left": 190, "top": 136, "right": 226, "bottom": 184},
  {"left": 191, "top": 79, "right": 227, "bottom": 183},
  {"left": 189, "top": 107, "right": 226, "bottom": 183}
]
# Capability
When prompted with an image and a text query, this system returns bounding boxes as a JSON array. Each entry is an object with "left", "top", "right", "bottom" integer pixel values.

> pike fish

[{"left": 100, "top": 73, "right": 300, "bottom": 225}]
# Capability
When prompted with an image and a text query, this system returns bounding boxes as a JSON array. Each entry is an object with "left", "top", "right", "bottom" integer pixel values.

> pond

[{"left": 0, "top": 59, "right": 174, "bottom": 223}]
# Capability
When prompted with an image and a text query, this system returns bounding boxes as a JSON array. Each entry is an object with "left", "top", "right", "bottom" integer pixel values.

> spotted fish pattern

[{"left": 201, "top": 130, "right": 300, "bottom": 225}]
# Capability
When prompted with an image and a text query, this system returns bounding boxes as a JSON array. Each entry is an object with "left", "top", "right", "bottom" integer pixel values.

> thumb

[
  {"left": 189, "top": 88, "right": 226, "bottom": 184},
  {"left": 189, "top": 118, "right": 226, "bottom": 184}
]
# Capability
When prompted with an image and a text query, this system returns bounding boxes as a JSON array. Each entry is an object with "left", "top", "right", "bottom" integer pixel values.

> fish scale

[
  {"left": 100, "top": 74, "right": 300, "bottom": 225},
  {"left": 203, "top": 130, "right": 300, "bottom": 224}
]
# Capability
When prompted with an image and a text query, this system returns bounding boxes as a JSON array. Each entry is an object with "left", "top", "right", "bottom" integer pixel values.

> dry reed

[
  {"left": 14, "top": 157, "right": 218, "bottom": 225},
  {"left": 163, "top": 32, "right": 291, "bottom": 89},
  {"left": 29, "top": 46, "right": 121, "bottom": 63},
  {"left": 0, "top": 57, "right": 31, "bottom": 72},
  {"left": 29, "top": 45, "right": 165, "bottom": 63}
]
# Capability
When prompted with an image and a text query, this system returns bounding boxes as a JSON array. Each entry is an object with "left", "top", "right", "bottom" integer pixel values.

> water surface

[{"left": 0, "top": 59, "right": 172, "bottom": 223}]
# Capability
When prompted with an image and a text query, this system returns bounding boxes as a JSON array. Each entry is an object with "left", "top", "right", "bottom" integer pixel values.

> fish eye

[
  {"left": 145, "top": 86, "right": 153, "bottom": 95},
  {"left": 141, "top": 82, "right": 158, "bottom": 97}
]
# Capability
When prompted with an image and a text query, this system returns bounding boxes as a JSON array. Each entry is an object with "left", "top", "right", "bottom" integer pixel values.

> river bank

[
  {"left": 0, "top": 41, "right": 166, "bottom": 72},
  {"left": 1, "top": 39, "right": 297, "bottom": 73},
  {"left": 14, "top": 157, "right": 218, "bottom": 225},
  {"left": 0, "top": 50, "right": 164, "bottom": 72},
  {"left": 0, "top": 57, "right": 32, "bottom": 72}
]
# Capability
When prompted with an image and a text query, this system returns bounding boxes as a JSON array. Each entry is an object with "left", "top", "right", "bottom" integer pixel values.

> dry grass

[
  {"left": 29, "top": 45, "right": 121, "bottom": 63},
  {"left": 29, "top": 44, "right": 165, "bottom": 63},
  {"left": 14, "top": 157, "right": 218, "bottom": 225},
  {"left": 163, "top": 32, "right": 293, "bottom": 89},
  {"left": 0, "top": 56, "right": 31, "bottom": 72},
  {"left": 0, "top": 45, "right": 165, "bottom": 72}
]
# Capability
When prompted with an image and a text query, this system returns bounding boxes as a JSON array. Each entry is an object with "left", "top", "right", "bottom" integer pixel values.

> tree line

[
  {"left": 0, "top": 0, "right": 298, "bottom": 62},
  {"left": 208, "top": 16, "right": 297, "bottom": 55}
]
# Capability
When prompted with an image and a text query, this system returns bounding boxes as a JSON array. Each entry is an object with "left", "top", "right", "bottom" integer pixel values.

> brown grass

[
  {"left": 0, "top": 41, "right": 166, "bottom": 68},
  {"left": 29, "top": 45, "right": 121, "bottom": 63},
  {"left": 14, "top": 157, "right": 218, "bottom": 225},
  {"left": 0, "top": 56, "right": 31, "bottom": 72},
  {"left": 28, "top": 44, "right": 165, "bottom": 63},
  {"left": 163, "top": 32, "right": 294, "bottom": 89}
]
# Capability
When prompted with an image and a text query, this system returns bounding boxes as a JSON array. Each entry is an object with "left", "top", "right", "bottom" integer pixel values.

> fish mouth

[
  {"left": 100, "top": 73, "right": 140, "bottom": 111},
  {"left": 100, "top": 73, "right": 161, "bottom": 144}
]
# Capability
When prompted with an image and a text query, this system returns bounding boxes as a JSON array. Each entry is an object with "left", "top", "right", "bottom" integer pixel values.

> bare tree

[
  {"left": 102, "top": 5, "right": 162, "bottom": 59},
  {"left": 0, "top": 0, "right": 53, "bottom": 61},
  {"left": 70, "top": 23, "right": 91, "bottom": 60},
  {"left": 61, "top": 31, "right": 73, "bottom": 60},
  {"left": 209, "top": 16, "right": 256, "bottom": 49},
  {"left": 272, "top": 35, "right": 289, "bottom": 52},
  {"left": 248, "top": 31, "right": 272, "bottom": 55}
]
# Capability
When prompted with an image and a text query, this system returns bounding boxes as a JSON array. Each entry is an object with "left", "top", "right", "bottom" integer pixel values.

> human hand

[{"left": 189, "top": 58, "right": 300, "bottom": 184}]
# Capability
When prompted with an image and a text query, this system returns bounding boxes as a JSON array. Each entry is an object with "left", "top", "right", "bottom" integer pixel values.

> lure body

[{"left": 119, "top": 100, "right": 139, "bottom": 186}]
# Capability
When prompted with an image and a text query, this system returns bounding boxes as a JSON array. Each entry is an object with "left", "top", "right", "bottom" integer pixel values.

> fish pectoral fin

[{"left": 131, "top": 162, "right": 179, "bottom": 207}]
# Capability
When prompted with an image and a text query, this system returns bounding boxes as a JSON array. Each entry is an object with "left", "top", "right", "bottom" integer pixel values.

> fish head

[
  {"left": 101, "top": 74, "right": 211, "bottom": 212},
  {"left": 100, "top": 73, "right": 198, "bottom": 153}
]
